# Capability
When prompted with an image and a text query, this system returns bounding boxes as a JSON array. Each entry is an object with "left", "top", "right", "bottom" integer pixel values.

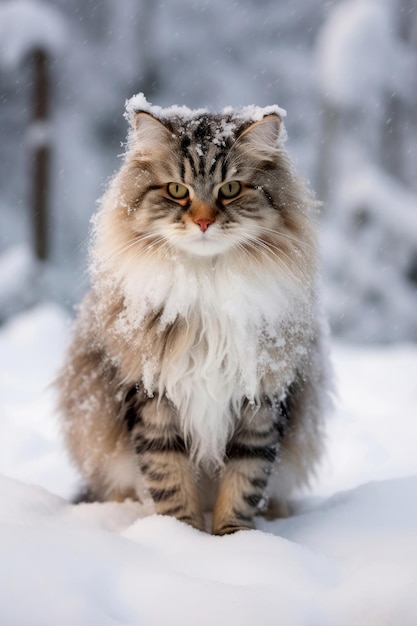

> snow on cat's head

[{"left": 92, "top": 94, "right": 316, "bottom": 291}]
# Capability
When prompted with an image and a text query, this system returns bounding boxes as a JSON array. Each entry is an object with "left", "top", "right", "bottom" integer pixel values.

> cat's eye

[
  {"left": 219, "top": 181, "right": 242, "bottom": 200},
  {"left": 167, "top": 182, "right": 189, "bottom": 200}
]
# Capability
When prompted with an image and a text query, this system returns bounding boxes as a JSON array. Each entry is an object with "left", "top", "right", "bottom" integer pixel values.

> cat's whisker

[
  {"left": 232, "top": 241, "right": 254, "bottom": 266},
  {"left": 232, "top": 237, "right": 303, "bottom": 290},
  {"left": 226, "top": 231, "right": 300, "bottom": 284},
  {"left": 250, "top": 237, "right": 302, "bottom": 278},
  {"left": 110, "top": 233, "right": 168, "bottom": 259},
  {"left": 254, "top": 237, "right": 307, "bottom": 272},
  {"left": 103, "top": 236, "right": 151, "bottom": 258},
  {"left": 243, "top": 236, "right": 304, "bottom": 287},
  {"left": 248, "top": 230, "right": 310, "bottom": 265},
  {"left": 140, "top": 239, "right": 173, "bottom": 263},
  {"left": 233, "top": 234, "right": 283, "bottom": 268},
  {"left": 254, "top": 226, "right": 316, "bottom": 251}
]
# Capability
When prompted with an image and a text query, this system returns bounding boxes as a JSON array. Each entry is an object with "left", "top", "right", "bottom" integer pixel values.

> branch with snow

[{"left": 0, "top": 0, "right": 67, "bottom": 70}]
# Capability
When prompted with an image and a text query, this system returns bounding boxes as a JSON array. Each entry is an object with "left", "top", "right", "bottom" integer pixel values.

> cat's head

[{"left": 96, "top": 95, "right": 316, "bottom": 280}]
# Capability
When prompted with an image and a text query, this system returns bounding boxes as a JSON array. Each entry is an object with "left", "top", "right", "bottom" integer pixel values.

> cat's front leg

[
  {"left": 212, "top": 403, "right": 279, "bottom": 535},
  {"left": 130, "top": 394, "right": 205, "bottom": 531}
]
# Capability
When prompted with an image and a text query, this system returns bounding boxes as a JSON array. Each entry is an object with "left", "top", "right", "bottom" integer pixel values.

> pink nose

[{"left": 194, "top": 218, "right": 214, "bottom": 232}]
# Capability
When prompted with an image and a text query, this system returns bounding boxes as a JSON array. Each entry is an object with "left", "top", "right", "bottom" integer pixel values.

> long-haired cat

[{"left": 57, "top": 94, "right": 331, "bottom": 535}]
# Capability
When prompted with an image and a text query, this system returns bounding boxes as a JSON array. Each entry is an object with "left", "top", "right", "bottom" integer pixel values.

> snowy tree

[
  {"left": 1, "top": 0, "right": 416, "bottom": 341},
  {"left": 0, "top": 0, "right": 325, "bottom": 309},
  {"left": 316, "top": 0, "right": 417, "bottom": 341},
  {"left": 0, "top": 0, "right": 67, "bottom": 317}
]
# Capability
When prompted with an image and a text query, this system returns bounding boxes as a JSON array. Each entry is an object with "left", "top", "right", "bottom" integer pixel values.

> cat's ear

[
  {"left": 131, "top": 112, "right": 173, "bottom": 154},
  {"left": 237, "top": 114, "right": 282, "bottom": 154}
]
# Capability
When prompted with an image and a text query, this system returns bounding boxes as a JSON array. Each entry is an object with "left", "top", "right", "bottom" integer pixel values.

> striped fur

[{"left": 56, "top": 99, "right": 330, "bottom": 534}]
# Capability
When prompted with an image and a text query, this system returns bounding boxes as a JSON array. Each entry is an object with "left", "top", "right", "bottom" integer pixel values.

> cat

[{"left": 56, "top": 93, "right": 331, "bottom": 535}]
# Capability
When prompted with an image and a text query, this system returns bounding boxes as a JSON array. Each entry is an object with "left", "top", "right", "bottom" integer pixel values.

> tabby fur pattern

[{"left": 56, "top": 95, "right": 330, "bottom": 535}]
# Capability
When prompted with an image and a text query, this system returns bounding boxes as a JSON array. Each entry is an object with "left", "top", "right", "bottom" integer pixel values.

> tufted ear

[
  {"left": 131, "top": 112, "right": 173, "bottom": 154},
  {"left": 238, "top": 114, "right": 282, "bottom": 153}
]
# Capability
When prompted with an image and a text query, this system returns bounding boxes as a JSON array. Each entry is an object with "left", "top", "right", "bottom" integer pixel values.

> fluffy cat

[{"left": 56, "top": 94, "right": 331, "bottom": 535}]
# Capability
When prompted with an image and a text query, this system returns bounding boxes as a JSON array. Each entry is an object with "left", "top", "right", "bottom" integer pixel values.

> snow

[
  {"left": 317, "top": 0, "right": 417, "bottom": 110},
  {"left": 1, "top": 303, "right": 417, "bottom": 624},
  {"left": 125, "top": 92, "right": 208, "bottom": 125},
  {"left": 316, "top": 0, "right": 395, "bottom": 109},
  {"left": 2, "top": 0, "right": 416, "bottom": 344},
  {"left": 0, "top": 0, "right": 67, "bottom": 71},
  {"left": 126, "top": 92, "right": 286, "bottom": 129},
  {"left": 0, "top": 303, "right": 75, "bottom": 496},
  {"left": 321, "top": 157, "right": 417, "bottom": 342},
  {"left": 315, "top": 0, "right": 417, "bottom": 341},
  {"left": 0, "top": 245, "right": 39, "bottom": 320}
]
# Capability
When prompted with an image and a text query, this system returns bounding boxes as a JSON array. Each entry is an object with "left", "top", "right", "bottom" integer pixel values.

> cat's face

[{"left": 114, "top": 109, "right": 310, "bottom": 263}]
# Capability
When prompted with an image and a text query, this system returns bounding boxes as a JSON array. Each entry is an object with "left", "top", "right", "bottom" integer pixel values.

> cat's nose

[{"left": 194, "top": 218, "right": 214, "bottom": 232}]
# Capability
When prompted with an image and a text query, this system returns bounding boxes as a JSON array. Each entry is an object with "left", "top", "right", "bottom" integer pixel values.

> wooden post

[{"left": 30, "top": 48, "right": 50, "bottom": 261}]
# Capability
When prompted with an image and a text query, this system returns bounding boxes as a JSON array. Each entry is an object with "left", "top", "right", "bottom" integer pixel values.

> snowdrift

[{"left": 1, "top": 304, "right": 416, "bottom": 625}]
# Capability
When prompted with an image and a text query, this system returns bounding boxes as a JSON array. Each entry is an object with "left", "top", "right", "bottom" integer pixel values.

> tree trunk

[{"left": 30, "top": 49, "right": 50, "bottom": 261}]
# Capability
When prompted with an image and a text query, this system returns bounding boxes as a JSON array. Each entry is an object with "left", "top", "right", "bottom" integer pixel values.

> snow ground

[{"left": 1, "top": 303, "right": 416, "bottom": 625}]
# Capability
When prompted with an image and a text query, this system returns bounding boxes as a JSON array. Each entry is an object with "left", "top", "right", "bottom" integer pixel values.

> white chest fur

[{"left": 117, "top": 253, "right": 309, "bottom": 465}]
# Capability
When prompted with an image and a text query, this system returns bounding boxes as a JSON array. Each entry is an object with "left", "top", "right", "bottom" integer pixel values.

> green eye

[
  {"left": 167, "top": 182, "right": 189, "bottom": 200},
  {"left": 219, "top": 181, "right": 242, "bottom": 199}
]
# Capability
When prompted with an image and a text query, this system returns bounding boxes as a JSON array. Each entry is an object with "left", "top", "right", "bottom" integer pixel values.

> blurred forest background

[{"left": 0, "top": 0, "right": 416, "bottom": 342}]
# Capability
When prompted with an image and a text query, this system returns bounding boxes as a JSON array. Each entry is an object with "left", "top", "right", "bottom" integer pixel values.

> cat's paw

[
  {"left": 212, "top": 522, "right": 254, "bottom": 536},
  {"left": 172, "top": 514, "right": 205, "bottom": 532},
  {"left": 259, "top": 497, "right": 291, "bottom": 520}
]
